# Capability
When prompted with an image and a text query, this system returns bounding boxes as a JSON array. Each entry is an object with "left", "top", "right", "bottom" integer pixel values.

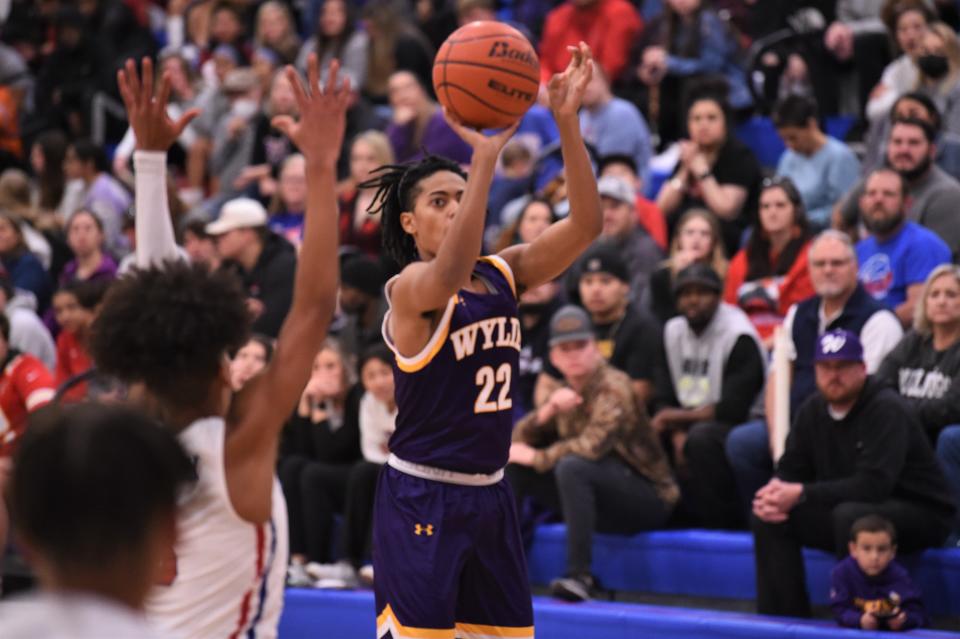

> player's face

[
  {"left": 815, "top": 359, "right": 866, "bottom": 405},
  {"left": 925, "top": 272, "right": 960, "bottom": 328},
  {"left": 403, "top": 171, "right": 466, "bottom": 258},
  {"left": 579, "top": 272, "right": 628, "bottom": 317},
  {"left": 361, "top": 357, "right": 395, "bottom": 406},
  {"left": 67, "top": 211, "right": 103, "bottom": 258},
  {"left": 809, "top": 238, "right": 856, "bottom": 299},
  {"left": 549, "top": 339, "right": 600, "bottom": 379},
  {"left": 230, "top": 340, "right": 269, "bottom": 391},
  {"left": 849, "top": 531, "right": 896, "bottom": 577},
  {"left": 517, "top": 202, "right": 553, "bottom": 244}
]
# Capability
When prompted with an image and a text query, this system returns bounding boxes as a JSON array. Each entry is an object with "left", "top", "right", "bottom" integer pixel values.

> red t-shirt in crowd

[
  {"left": 55, "top": 330, "right": 93, "bottom": 403},
  {"left": 723, "top": 240, "right": 814, "bottom": 342},
  {"left": 0, "top": 353, "right": 55, "bottom": 457},
  {"left": 539, "top": 0, "right": 642, "bottom": 83},
  {"left": 636, "top": 195, "right": 667, "bottom": 251}
]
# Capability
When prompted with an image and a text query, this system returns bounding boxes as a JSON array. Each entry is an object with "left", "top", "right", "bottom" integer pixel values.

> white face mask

[{"left": 231, "top": 98, "right": 259, "bottom": 120}]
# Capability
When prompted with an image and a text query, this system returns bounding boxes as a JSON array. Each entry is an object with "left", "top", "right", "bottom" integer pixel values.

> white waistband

[{"left": 387, "top": 454, "right": 504, "bottom": 486}]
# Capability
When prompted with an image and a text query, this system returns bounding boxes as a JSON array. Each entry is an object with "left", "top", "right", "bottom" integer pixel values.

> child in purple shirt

[{"left": 830, "top": 515, "right": 928, "bottom": 631}]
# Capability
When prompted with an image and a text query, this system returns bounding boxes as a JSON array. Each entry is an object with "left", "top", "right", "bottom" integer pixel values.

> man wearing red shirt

[
  {"left": 539, "top": 0, "right": 642, "bottom": 85},
  {"left": 0, "top": 313, "right": 55, "bottom": 459}
]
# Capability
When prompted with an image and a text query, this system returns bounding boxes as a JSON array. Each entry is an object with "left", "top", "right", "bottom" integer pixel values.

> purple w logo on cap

[{"left": 814, "top": 329, "right": 864, "bottom": 363}]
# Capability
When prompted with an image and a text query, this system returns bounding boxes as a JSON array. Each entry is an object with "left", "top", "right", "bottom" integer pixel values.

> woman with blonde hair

[
  {"left": 916, "top": 22, "right": 960, "bottom": 134},
  {"left": 644, "top": 208, "right": 727, "bottom": 324},
  {"left": 254, "top": 1, "right": 302, "bottom": 64},
  {"left": 338, "top": 130, "right": 394, "bottom": 257},
  {"left": 877, "top": 263, "right": 960, "bottom": 535}
]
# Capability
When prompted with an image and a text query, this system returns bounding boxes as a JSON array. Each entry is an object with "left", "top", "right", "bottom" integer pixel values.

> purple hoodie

[{"left": 830, "top": 555, "right": 928, "bottom": 629}]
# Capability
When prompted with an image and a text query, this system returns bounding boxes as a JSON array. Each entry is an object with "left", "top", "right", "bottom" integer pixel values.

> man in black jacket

[
  {"left": 752, "top": 329, "right": 955, "bottom": 618},
  {"left": 207, "top": 197, "right": 296, "bottom": 338}
]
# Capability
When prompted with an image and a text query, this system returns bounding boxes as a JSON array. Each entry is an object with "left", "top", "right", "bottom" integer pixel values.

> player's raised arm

[
  {"left": 499, "top": 43, "right": 602, "bottom": 289},
  {"left": 225, "top": 54, "right": 346, "bottom": 522},
  {"left": 117, "top": 57, "right": 200, "bottom": 268},
  {"left": 386, "top": 115, "right": 519, "bottom": 315}
]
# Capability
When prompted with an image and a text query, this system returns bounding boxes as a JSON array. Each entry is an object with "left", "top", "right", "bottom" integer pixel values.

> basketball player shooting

[
  {"left": 87, "top": 54, "right": 347, "bottom": 638},
  {"left": 364, "top": 43, "right": 600, "bottom": 639}
]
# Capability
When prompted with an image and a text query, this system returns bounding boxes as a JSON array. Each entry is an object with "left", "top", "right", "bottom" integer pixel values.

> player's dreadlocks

[{"left": 359, "top": 155, "right": 467, "bottom": 267}]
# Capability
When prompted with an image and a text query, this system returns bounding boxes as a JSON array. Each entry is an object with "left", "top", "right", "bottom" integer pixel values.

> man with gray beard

[{"left": 855, "top": 168, "right": 950, "bottom": 327}]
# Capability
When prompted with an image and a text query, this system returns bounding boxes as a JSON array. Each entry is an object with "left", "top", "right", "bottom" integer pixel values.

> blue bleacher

[
  {"left": 528, "top": 525, "right": 960, "bottom": 617},
  {"left": 279, "top": 589, "right": 959, "bottom": 638}
]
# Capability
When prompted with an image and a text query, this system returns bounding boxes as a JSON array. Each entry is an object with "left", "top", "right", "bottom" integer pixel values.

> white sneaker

[
  {"left": 286, "top": 562, "right": 313, "bottom": 588},
  {"left": 358, "top": 564, "right": 374, "bottom": 587},
  {"left": 305, "top": 560, "right": 357, "bottom": 582}
]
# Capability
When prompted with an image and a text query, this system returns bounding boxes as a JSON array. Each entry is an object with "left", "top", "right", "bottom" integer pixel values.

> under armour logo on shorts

[{"left": 414, "top": 523, "right": 434, "bottom": 536}]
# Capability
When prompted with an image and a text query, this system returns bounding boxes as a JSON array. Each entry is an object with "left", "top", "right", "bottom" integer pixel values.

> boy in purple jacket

[{"left": 830, "top": 515, "right": 928, "bottom": 631}]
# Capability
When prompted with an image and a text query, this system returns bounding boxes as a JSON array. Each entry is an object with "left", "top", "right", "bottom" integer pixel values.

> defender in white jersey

[{"left": 86, "top": 56, "right": 348, "bottom": 638}]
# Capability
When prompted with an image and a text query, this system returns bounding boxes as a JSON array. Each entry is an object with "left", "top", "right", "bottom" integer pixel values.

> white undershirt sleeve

[{"left": 133, "top": 150, "right": 182, "bottom": 269}]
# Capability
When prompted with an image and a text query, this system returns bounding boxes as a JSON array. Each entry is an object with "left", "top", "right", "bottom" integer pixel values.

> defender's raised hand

[
  {"left": 272, "top": 54, "right": 351, "bottom": 167},
  {"left": 547, "top": 42, "right": 594, "bottom": 118},
  {"left": 117, "top": 57, "right": 200, "bottom": 152}
]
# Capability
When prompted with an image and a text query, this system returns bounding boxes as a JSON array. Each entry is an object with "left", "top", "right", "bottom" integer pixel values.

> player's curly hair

[
  {"left": 89, "top": 261, "right": 250, "bottom": 408},
  {"left": 359, "top": 155, "right": 467, "bottom": 267}
]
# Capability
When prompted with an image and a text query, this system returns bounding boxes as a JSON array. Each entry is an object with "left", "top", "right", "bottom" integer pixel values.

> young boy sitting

[{"left": 830, "top": 515, "right": 929, "bottom": 631}]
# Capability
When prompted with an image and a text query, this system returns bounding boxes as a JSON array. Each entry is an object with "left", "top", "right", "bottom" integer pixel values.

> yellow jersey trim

[
  {"left": 479, "top": 255, "right": 517, "bottom": 299},
  {"left": 376, "top": 604, "right": 456, "bottom": 639},
  {"left": 381, "top": 275, "right": 456, "bottom": 374},
  {"left": 456, "top": 621, "right": 536, "bottom": 638}
]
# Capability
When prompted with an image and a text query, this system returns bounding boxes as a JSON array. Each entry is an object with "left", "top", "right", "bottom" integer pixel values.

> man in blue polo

[{"left": 751, "top": 330, "right": 954, "bottom": 618}]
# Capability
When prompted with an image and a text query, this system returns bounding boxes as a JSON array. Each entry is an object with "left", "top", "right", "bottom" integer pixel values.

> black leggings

[{"left": 277, "top": 455, "right": 352, "bottom": 563}]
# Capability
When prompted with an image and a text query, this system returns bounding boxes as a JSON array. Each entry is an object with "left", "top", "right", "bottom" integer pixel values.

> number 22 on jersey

[{"left": 474, "top": 363, "right": 512, "bottom": 413}]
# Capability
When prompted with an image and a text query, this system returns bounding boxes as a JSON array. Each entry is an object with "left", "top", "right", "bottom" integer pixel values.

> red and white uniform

[
  {"left": 146, "top": 417, "right": 288, "bottom": 639},
  {"left": 0, "top": 352, "right": 55, "bottom": 457}
]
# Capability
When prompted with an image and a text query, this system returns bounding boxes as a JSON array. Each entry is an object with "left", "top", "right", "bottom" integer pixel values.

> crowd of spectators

[{"left": 1, "top": 0, "right": 960, "bottom": 628}]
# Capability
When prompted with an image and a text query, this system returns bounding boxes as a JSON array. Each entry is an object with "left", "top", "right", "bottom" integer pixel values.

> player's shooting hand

[
  {"left": 118, "top": 57, "right": 200, "bottom": 152},
  {"left": 547, "top": 41, "right": 594, "bottom": 118},
  {"left": 272, "top": 54, "right": 351, "bottom": 168},
  {"left": 442, "top": 107, "right": 521, "bottom": 158}
]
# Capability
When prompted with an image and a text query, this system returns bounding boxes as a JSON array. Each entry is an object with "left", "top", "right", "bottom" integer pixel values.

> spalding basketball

[{"left": 433, "top": 21, "right": 540, "bottom": 130}]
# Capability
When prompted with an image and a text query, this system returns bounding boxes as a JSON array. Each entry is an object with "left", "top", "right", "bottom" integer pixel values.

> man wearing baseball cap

[
  {"left": 207, "top": 197, "right": 297, "bottom": 338},
  {"left": 538, "top": 244, "right": 660, "bottom": 406},
  {"left": 509, "top": 305, "right": 677, "bottom": 603},
  {"left": 651, "top": 262, "right": 766, "bottom": 529},
  {"left": 752, "top": 329, "right": 955, "bottom": 618}
]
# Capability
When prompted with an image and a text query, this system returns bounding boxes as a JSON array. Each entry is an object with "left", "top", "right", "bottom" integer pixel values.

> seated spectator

[
  {"left": 517, "top": 280, "right": 564, "bottom": 417},
  {"left": 182, "top": 219, "right": 221, "bottom": 272},
  {"left": 493, "top": 197, "right": 558, "bottom": 254},
  {"left": 303, "top": 345, "right": 397, "bottom": 588},
  {"left": 856, "top": 167, "right": 951, "bottom": 326},
  {"left": 361, "top": 0, "right": 434, "bottom": 105},
  {"left": 60, "top": 209, "right": 118, "bottom": 286},
  {"left": 652, "top": 263, "right": 765, "bottom": 529},
  {"left": 207, "top": 198, "right": 297, "bottom": 338},
  {"left": 341, "top": 131, "right": 393, "bottom": 258},
  {"left": 63, "top": 139, "right": 132, "bottom": 258},
  {"left": 230, "top": 334, "right": 274, "bottom": 391},
  {"left": 297, "top": 0, "right": 368, "bottom": 90},
  {"left": 0, "top": 211, "right": 52, "bottom": 313},
  {"left": 508, "top": 304, "right": 678, "bottom": 603},
  {"left": 598, "top": 154, "right": 666, "bottom": 250},
  {"left": 726, "top": 231, "right": 904, "bottom": 517},
  {"left": 254, "top": 1, "right": 301, "bottom": 65},
  {"left": 633, "top": 0, "right": 752, "bottom": 145},
  {"left": 207, "top": 68, "right": 263, "bottom": 207},
  {"left": 821, "top": 1, "right": 891, "bottom": 119},
  {"left": 337, "top": 256, "right": 388, "bottom": 363},
  {"left": 199, "top": 1, "right": 252, "bottom": 68},
  {"left": 267, "top": 154, "right": 307, "bottom": 249},
  {"left": 645, "top": 208, "right": 728, "bottom": 325},
  {"left": 0, "top": 403, "right": 193, "bottom": 638},
  {"left": 841, "top": 118, "right": 960, "bottom": 258},
  {"left": 773, "top": 95, "right": 861, "bottom": 231},
  {"left": 52, "top": 280, "right": 108, "bottom": 402},
  {"left": 752, "top": 329, "right": 955, "bottom": 618},
  {"left": 540, "top": 245, "right": 661, "bottom": 407},
  {"left": 916, "top": 22, "right": 960, "bottom": 133},
  {"left": 723, "top": 177, "right": 814, "bottom": 348},
  {"left": 832, "top": 515, "right": 929, "bottom": 630},
  {"left": 0, "top": 274, "right": 56, "bottom": 371},
  {"left": 30, "top": 129, "right": 70, "bottom": 220},
  {"left": 281, "top": 342, "right": 362, "bottom": 584},
  {"left": 865, "top": 0, "right": 933, "bottom": 125},
  {"left": 656, "top": 85, "right": 762, "bottom": 258},
  {"left": 0, "top": 169, "right": 55, "bottom": 272},
  {"left": 538, "top": 0, "right": 641, "bottom": 87},
  {"left": 0, "top": 312, "right": 55, "bottom": 458},
  {"left": 579, "top": 67, "right": 652, "bottom": 187},
  {"left": 589, "top": 176, "right": 663, "bottom": 304},
  {"left": 876, "top": 263, "right": 960, "bottom": 533},
  {"left": 385, "top": 70, "right": 471, "bottom": 165}
]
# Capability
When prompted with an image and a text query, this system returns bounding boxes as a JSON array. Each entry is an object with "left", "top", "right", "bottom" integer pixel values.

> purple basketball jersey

[{"left": 383, "top": 256, "right": 520, "bottom": 474}]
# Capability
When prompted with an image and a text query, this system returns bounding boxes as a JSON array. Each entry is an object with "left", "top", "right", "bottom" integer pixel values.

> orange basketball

[{"left": 433, "top": 21, "right": 540, "bottom": 130}]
